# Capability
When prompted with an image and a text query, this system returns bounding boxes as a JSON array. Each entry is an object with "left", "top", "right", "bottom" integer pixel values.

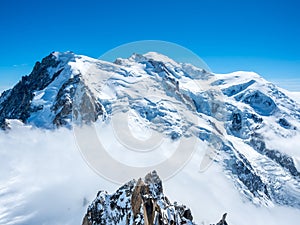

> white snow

[
  {"left": 143, "top": 52, "right": 180, "bottom": 67},
  {"left": 1, "top": 51, "right": 300, "bottom": 225}
]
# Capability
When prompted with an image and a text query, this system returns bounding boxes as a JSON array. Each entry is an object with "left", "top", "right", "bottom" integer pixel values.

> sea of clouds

[{"left": 1, "top": 121, "right": 300, "bottom": 225}]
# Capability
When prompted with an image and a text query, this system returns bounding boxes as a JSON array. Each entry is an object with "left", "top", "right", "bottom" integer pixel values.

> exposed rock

[
  {"left": 278, "top": 118, "right": 295, "bottom": 129},
  {"left": 51, "top": 75, "right": 80, "bottom": 126},
  {"left": 0, "top": 52, "right": 104, "bottom": 129},
  {"left": 226, "top": 150, "right": 270, "bottom": 200},
  {"left": 214, "top": 213, "right": 228, "bottom": 225},
  {"left": 231, "top": 112, "right": 242, "bottom": 131},
  {"left": 0, "top": 53, "right": 64, "bottom": 128},
  {"left": 0, "top": 118, "right": 9, "bottom": 130},
  {"left": 82, "top": 171, "right": 203, "bottom": 225},
  {"left": 250, "top": 132, "right": 300, "bottom": 177}
]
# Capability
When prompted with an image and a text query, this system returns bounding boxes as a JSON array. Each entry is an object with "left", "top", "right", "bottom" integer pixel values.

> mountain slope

[{"left": 1, "top": 51, "right": 300, "bottom": 211}]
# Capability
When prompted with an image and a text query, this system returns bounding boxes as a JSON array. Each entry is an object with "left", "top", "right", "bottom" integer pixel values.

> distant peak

[
  {"left": 127, "top": 52, "right": 147, "bottom": 61},
  {"left": 143, "top": 51, "right": 178, "bottom": 65},
  {"left": 51, "top": 50, "right": 74, "bottom": 56},
  {"left": 50, "top": 51, "right": 76, "bottom": 62},
  {"left": 122, "top": 51, "right": 179, "bottom": 66}
]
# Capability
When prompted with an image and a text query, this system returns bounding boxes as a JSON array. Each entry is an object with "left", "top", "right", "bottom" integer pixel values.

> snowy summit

[{"left": 0, "top": 51, "right": 300, "bottom": 224}]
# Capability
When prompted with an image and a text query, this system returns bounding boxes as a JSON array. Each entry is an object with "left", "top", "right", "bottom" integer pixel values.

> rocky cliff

[{"left": 82, "top": 171, "right": 228, "bottom": 225}]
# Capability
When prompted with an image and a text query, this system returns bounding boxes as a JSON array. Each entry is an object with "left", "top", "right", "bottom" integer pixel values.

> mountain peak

[
  {"left": 143, "top": 51, "right": 179, "bottom": 65},
  {"left": 51, "top": 51, "right": 75, "bottom": 59},
  {"left": 114, "top": 51, "right": 180, "bottom": 67},
  {"left": 82, "top": 171, "right": 228, "bottom": 225},
  {"left": 1, "top": 51, "right": 300, "bottom": 212},
  {"left": 144, "top": 170, "right": 163, "bottom": 195}
]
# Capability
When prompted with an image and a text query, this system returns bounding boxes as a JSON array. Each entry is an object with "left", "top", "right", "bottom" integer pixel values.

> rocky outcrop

[
  {"left": 250, "top": 132, "right": 300, "bottom": 177},
  {"left": 231, "top": 112, "right": 242, "bottom": 132},
  {"left": 82, "top": 171, "right": 226, "bottom": 225},
  {"left": 0, "top": 52, "right": 104, "bottom": 129},
  {"left": 0, "top": 118, "right": 8, "bottom": 130},
  {"left": 214, "top": 213, "right": 228, "bottom": 225},
  {"left": 0, "top": 53, "right": 63, "bottom": 128}
]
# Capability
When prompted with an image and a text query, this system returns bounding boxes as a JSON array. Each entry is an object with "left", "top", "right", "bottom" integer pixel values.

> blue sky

[{"left": 0, "top": 0, "right": 300, "bottom": 92}]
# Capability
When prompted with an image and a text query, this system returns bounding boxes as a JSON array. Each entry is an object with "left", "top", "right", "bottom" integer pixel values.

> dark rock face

[
  {"left": 0, "top": 52, "right": 104, "bottom": 129},
  {"left": 265, "top": 150, "right": 299, "bottom": 176},
  {"left": 246, "top": 132, "right": 300, "bottom": 207},
  {"left": 230, "top": 154, "right": 270, "bottom": 198},
  {"left": 278, "top": 118, "right": 295, "bottom": 130},
  {"left": 72, "top": 81, "right": 104, "bottom": 125},
  {"left": 250, "top": 133, "right": 299, "bottom": 177},
  {"left": 215, "top": 213, "right": 228, "bottom": 225},
  {"left": 0, "top": 118, "right": 8, "bottom": 130},
  {"left": 28, "top": 53, "right": 61, "bottom": 90},
  {"left": 82, "top": 171, "right": 201, "bottom": 225},
  {"left": 222, "top": 144, "right": 270, "bottom": 202},
  {"left": 249, "top": 113, "right": 263, "bottom": 124},
  {"left": 231, "top": 112, "right": 242, "bottom": 131},
  {"left": 0, "top": 53, "right": 62, "bottom": 127},
  {"left": 52, "top": 75, "right": 80, "bottom": 126},
  {"left": 0, "top": 76, "right": 34, "bottom": 125}
]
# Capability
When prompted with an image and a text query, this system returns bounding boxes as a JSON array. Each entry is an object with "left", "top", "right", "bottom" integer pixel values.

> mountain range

[{"left": 0, "top": 51, "right": 300, "bottom": 224}]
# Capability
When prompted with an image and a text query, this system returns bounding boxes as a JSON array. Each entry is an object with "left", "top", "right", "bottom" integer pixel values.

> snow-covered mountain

[{"left": 1, "top": 51, "right": 300, "bottom": 224}]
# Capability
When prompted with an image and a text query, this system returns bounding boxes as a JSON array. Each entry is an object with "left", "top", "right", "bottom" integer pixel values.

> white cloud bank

[
  {"left": 0, "top": 121, "right": 300, "bottom": 225},
  {"left": 271, "top": 78, "right": 300, "bottom": 92},
  {"left": 0, "top": 122, "right": 117, "bottom": 225}
]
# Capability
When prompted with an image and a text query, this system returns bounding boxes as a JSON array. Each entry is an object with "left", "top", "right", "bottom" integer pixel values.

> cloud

[
  {"left": 0, "top": 123, "right": 117, "bottom": 225},
  {"left": 271, "top": 78, "right": 300, "bottom": 92},
  {"left": 1, "top": 122, "right": 300, "bottom": 225}
]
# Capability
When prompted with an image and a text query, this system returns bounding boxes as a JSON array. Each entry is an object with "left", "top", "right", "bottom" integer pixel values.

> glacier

[{"left": 0, "top": 51, "right": 300, "bottom": 224}]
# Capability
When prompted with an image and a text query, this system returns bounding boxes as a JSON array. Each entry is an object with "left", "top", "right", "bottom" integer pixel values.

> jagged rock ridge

[
  {"left": 0, "top": 52, "right": 103, "bottom": 129},
  {"left": 82, "top": 171, "right": 228, "bottom": 225}
]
